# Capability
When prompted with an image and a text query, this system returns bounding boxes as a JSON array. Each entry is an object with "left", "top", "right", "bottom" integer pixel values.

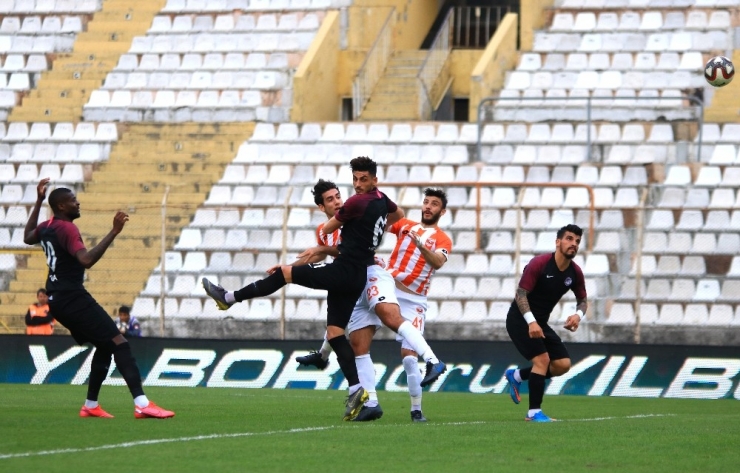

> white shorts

[
  {"left": 395, "top": 290, "right": 428, "bottom": 351},
  {"left": 346, "top": 265, "right": 398, "bottom": 335}
]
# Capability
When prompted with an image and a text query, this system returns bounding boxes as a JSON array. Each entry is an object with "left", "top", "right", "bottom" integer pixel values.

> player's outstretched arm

[
  {"left": 564, "top": 297, "right": 588, "bottom": 332},
  {"left": 23, "top": 178, "right": 50, "bottom": 245},
  {"left": 387, "top": 207, "right": 404, "bottom": 227},
  {"left": 75, "top": 211, "right": 128, "bottom": 269}
]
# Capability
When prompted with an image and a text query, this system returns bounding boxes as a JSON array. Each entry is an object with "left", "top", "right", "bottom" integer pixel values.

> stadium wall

[
  {"left": 470, "top": 13, "right": 518, "bottom": 121},
  {"left": 3, "top": 336, "right": 739, "bottom": 400},
  {"left": 519, "top": 0, "right": 554, "bottom": 51}
]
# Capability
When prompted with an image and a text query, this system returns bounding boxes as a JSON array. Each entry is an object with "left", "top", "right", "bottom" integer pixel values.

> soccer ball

[{"left": 704, "top": 56, "right": 734, "bottom": 87}]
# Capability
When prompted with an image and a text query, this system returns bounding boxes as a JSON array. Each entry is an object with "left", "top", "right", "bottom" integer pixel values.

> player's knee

[
  {"left": 326, "top": 325, "right": 344, "bottom": 339},
  {"left": 551, "top": 359, "right": 571, "bottom": 376},
  {"left": 532, "top": 353, "right": 550, "bottom": 369},
  {"left": 281, "top": 265, "right": 293, "bottom": 283},
  {"left": 375, "top": 303, "right": 402, "bottom": 331}
]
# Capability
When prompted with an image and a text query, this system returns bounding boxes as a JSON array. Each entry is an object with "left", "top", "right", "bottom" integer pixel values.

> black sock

[
  {"left": 520, "top": 367, "right": 552, "bottom": 380},
  {"left": 112, "top": 342, "right": 145, "bottom": 398},
  {"left": 234, "top": 270, "right": 286, "bottom": 302},
  {"left": 86, "top": 347, "right": 111, "bottom": 402},
  {"left": 529, "top": 372, "right": 546, "bottom": 410},
  {"left": 328, "top": 336, "right": 360, "bottom": 386}
]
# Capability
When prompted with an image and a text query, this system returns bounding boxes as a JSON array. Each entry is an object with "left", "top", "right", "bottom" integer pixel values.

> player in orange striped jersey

[{"left": 385, "top": 188, "right": 452, "bottom": 421}]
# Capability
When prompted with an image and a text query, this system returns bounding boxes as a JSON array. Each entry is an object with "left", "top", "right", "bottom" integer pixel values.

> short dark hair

[
  {"left": 119, "top": 305, "right": 131, "bottom": 314},
  {"left": 312, "top": 179, "right": 339, "bottom": 206},
  {"left": 557, "top": 224, "right": 583, "bottom": 239},
  {"left": 37, "top": 288, "right": 46, "bottom": 295},
  {"left": 350, "top": 156, "right": 377, "bottom": 177},
  {"left": 48, "top": 187, "right": 72, "bottom": 212},
  {"left": 424, "top": 188, "right": 447, "bottom": 209}
]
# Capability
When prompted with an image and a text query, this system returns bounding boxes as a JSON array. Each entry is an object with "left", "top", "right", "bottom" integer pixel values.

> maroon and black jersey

[
  {"left": 509, "top": 253, "right": 587, "bottom": 322},
  {"left": 34, "top": 218, "right": 87, "bottom": 293},
  {"left": 334, "top": 188, "right": 397, "bottom": 266}
]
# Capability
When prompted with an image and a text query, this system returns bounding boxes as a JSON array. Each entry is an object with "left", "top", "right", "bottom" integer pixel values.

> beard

[{"left": 421, "top": 211, "right": 441, "bottom": 226}]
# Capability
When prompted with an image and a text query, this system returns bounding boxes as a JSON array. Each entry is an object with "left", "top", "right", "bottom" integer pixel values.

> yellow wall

[
  {"left": 353, "top": 0, "right": 439, "bottom": 50},
  {"left": 291, "top": 11, "right": 340, "bottom": 122},
  {"left": 469, "top": 13, "right": 519, "bottom": 121},
  {"left": 450, "top": 50, "right": 483, "bottom": 97},
  {"left": 520, "top": 0, "right": 554, "bottom": 51}
]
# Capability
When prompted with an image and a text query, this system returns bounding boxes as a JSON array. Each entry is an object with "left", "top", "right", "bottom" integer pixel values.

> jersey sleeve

[
  {"left": 435, "top": 230, "right": 452, "bottom": 261},
  {"left": 571, "top": 263, "right": 588, "bottom": 299},
  {"left": 335, "top": 194, "right": 362, "bottom": 223},
  {"left": 57, "top": 222, "right": 86, "bottom": 256},
  {"left": 385, "top": 195, "right": 398, "bottom": 213},
  {"left": 518, "top": 255, "right": 547, "bottom": 292},
  {"left": 388, "top": 218, "right": 408, "bottom": 236}
]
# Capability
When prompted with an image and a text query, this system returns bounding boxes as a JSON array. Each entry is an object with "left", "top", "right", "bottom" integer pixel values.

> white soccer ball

[{"left": 704, "top": 56, "right": 735, "bottom": 88}]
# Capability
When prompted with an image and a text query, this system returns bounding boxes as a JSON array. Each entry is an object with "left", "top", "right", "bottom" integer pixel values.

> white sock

[
  {"left": 319, "top": 338, "right": 332, "bottom": 360},
  {"left": 348, "top": 383, "right": 361, "bottom": 395},
  {"left": 403, "top": 356, "right": 422, "bottom": 411},
  {"left": 134, "top": 395, "right": 150, "bottom": 408},
  {"left": 528, "top": 409, "right": 541, "bottom": 418},
  {"left": 225, "top": 291, "right": 236, "bottom": 303},
  {"left": 514, "top": 369, "right": 523, "bottom": 383},
  {"left": 84, "top": 399, "right": 99, "bottom": 409},
  {"left": 397, "top": 321, "right": 438, "bottom": 364},
  {"left": 355, "top": 354, "right": 378, "bottom": 407}
]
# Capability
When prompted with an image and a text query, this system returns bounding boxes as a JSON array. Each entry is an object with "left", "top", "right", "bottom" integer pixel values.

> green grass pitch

[{"left": 1, "top": 384, "right": 738, "bottom": 472}]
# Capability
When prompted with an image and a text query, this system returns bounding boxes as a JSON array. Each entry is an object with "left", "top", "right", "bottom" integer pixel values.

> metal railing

[
  {"left": 417, "top": 8, "right": 454, "bottom": 120},
  {"left": 476, "top": 94, "right": 705, "bottom": 164},
  {"left": 352, "top": 8, "right": 395, "bottom": 120},
  {"left": 453, "top": 6, "right": 512, "bottom": 49}
]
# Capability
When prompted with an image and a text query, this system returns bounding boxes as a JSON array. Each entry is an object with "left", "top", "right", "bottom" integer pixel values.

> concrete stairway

[
  {"left": 9, "top": 0, "right": 165, "bottom": 123},
  {"left": 359, "top": 50, "right": 427, "bottom": 121},
  {"left": 0, "top": 123, "right": 254, "bottom": 333}
]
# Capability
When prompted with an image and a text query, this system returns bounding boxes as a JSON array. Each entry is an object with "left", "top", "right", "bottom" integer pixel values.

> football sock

[
  {"left": 319, "top": 337, "right": 332, "bottom": 360},
  {"left": 84, "top": 400, "right": 99, "bottom": 409},
  {"left": 234, "top": 271, "right": 286, "bottom": 302},
  {"left": 112, "top": 342, "right": 145, "bottom": 398},
  {"left": 225, "top": 292, "right": 236, "bottom": 303},
  {"left": 519, "top": 366, "right": 553, "bottom": 381},
  {"left": 397, "top": 321, "right": 438, "bottom": 364},
  {"left": 86, "top": 346, "right": 112, "bottom": 402},
  {"left": 355, "top": 354, "right": 378, "bottom": 407},
  {"left": 528, "top": 372, "right": 546, "bottom": 410},
  {"left": 348, "top": 384, "right": 361, "bottom": 395},
  {"left": 403, "top": 356, "right": 422, "bottom": 411},
  {"left": 528, "top": 409, "right": 542, "bottom": 418},
  {"left": 328, "top": 336, "right": 360, "bottom": 386},
  {"left": 134, "top": 395, "right": 150, "bottom": 408},
  {"left": 514, "top": 368, "right": 524, "bottom": 382}
]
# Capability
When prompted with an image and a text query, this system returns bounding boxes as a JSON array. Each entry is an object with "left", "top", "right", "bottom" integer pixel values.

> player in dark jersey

[
  {"left": 503, "top": 224, "right": 587, "bottom": 422},
  {"left": 202, "top": 157, "right": 404, "bottom": 421},
  {"left": 23, "top": 178, "right": 174, "bottom": 419}
]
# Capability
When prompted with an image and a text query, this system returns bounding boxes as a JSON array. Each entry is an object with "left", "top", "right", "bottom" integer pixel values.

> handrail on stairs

[
  {"left": 417, "top": 8, "right": 454, "bottom": 120},
  {"left": 352, "top": 8, "right": 395, "bottom": 120}
]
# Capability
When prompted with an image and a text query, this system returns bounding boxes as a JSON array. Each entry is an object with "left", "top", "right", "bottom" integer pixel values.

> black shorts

[
  {"left": 48, "top": 290, "right": 120, "bottom": 347},
  {"left": 506, "top": 308, "right": 570, "bottom": 362},
  {"left": 291, "top": 258, "right": 366, "bottom": 329}
]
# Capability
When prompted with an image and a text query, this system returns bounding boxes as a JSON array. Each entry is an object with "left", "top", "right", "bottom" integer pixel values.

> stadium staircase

[
  {"left": 9, "top": 0, "right": 166, "bottom": 123},
  {"left": 0, "top": 123, "right": 253, "bottom": 332},
  {"left": 704, "top": 50, "right": 740, "bottom": 123},
  {"left": 359, "top": 50, "right": 428, "bottom": 121}
]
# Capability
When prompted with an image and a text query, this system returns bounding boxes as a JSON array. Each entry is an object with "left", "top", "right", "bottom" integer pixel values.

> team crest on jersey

[
  {"left": 369, "top": 277, "right": 378, "bottom": 282},
  {"left": 416, "top": 306, "right": 424, "bottom": 313},
  {"left": 564, "top": 277, "right": 572, "bottom": 287}
]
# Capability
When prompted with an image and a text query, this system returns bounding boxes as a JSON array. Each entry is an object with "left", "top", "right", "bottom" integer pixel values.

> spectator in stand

[
  {"left": 25, "top": 288, "right": 54, "bottom": 335},
  {"left": 115, "top": 305, "right": 141, "bottom": 338}
]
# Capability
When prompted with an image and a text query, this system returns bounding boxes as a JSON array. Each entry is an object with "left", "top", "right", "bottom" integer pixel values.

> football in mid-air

[{"left": 704, "top": 55, "right": 734, "bottom": 87}]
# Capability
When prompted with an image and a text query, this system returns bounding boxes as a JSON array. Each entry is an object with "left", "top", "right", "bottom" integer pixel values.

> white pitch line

[
  {"left": 0, "top": 421, "right": 487, "bottom": 460},
  {"left": 565, "top": 413, "right": 676, "bottom": 422}
]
